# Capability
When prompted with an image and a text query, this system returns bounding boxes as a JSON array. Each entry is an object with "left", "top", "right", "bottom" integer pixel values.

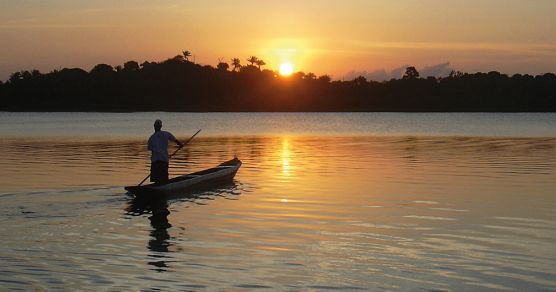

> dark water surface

[{"left": 0, "top": 112, "right": 555, "bottom": 290}]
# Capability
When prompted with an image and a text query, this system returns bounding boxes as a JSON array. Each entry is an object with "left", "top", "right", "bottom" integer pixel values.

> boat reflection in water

[{"left": 125, "top": 182, "right": 243, "bottom": 272}]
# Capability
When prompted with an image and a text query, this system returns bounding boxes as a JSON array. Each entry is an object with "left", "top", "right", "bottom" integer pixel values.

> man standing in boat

[{"left": 148, "top": 119, "right": 183, "bottom": 184}]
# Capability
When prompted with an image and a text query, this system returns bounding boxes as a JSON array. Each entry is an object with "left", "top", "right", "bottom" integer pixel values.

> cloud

[
  {"left": 390, "top": 65, "right": 409, "bottom": 80},
  {"left": 363, "top": 69, "right": 388, "bottom": 81},
  {"left": 420, "top": 62, "right": 452, "bottom": 78},
  {"left": 343, "top": 65, "right": 407, "bottom": 81},
  {"left": 343, "top": 62, "right": 454, "bottom": 81}
]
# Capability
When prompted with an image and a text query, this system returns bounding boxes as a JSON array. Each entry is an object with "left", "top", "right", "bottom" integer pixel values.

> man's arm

[{"left": 168, "top": 132, "right": 184, "bottom": 148}]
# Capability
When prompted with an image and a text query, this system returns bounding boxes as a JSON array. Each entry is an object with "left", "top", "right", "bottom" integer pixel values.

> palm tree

[
  {"left": 247, "top": 56, "right": 258, "bottom": 66},
  {"left": 255, "top": 59, "right": 266, "bottom": 70},
  {"left": 231, "top": 58, "right": 242, "bottom": 72},
  {"left": 182, "top": 50, "right": 192, "bottom": 61}
]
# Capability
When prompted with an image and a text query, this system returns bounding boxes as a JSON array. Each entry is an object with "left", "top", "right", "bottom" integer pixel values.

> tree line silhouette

[{"left": 1, "top": 51, "right": 555, "bottom": 112}]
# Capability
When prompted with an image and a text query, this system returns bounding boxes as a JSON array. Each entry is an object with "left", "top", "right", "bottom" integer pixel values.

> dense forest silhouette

[{"left": 1, "top": 51, "right": 555, "bottom": 112}]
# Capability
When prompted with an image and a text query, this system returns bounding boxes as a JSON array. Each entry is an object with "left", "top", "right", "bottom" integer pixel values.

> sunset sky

[{"left": 1, "top": 0, "right": 555, "bottom": 80}]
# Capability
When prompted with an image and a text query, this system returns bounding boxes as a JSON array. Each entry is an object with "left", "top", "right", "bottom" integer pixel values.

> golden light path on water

[
  {"left": 0, "top": 113, "right": 555, "bottom": 290},
  {"left": 281, "top": 138, "right": 291, "bottom": 176}
]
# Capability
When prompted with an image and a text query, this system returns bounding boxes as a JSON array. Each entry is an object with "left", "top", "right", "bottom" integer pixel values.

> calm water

[{"left": 1, "top": 112, "right": 555, "bottom": 291}]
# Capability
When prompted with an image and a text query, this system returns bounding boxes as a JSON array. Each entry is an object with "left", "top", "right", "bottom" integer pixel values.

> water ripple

[{"left": 0, "top": 134, "right": 555, "bottom": 290}]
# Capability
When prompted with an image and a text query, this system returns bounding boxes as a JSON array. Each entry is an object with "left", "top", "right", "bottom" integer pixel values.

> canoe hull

[{"left": 125, "top": 158, "right": 241, "bottom": 197}]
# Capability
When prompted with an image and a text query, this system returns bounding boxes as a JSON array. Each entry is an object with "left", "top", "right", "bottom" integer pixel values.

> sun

[{"left": 279, "top": 63, "right": 294, "bottom": 76}]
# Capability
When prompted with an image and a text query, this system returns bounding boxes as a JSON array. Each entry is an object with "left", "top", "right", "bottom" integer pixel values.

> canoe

[{"left": 125, "top": 158, "right": 241, "bottom": 197}]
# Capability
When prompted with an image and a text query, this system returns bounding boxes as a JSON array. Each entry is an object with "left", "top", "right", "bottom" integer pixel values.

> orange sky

[{"left": 1, "top": 0, "right": 555, "bottom": 80}]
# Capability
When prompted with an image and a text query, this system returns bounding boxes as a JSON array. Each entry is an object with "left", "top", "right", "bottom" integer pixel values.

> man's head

[{"left": 154, "top": 119, "right": 162, "bottom": 131}]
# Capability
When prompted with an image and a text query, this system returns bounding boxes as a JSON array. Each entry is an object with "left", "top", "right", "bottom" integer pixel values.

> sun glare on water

[{"left": 279, "top": 63, "right": 294, "bottom": 76}]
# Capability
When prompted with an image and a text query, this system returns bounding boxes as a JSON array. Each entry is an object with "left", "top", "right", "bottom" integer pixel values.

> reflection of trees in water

[{"left": 124, "top": 181, "right": 244, "bottom": 272}]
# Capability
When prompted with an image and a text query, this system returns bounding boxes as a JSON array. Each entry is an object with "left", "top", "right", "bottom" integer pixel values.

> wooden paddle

[{"left": 138, "top": 129, "right": 202, "bottom": 186}]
